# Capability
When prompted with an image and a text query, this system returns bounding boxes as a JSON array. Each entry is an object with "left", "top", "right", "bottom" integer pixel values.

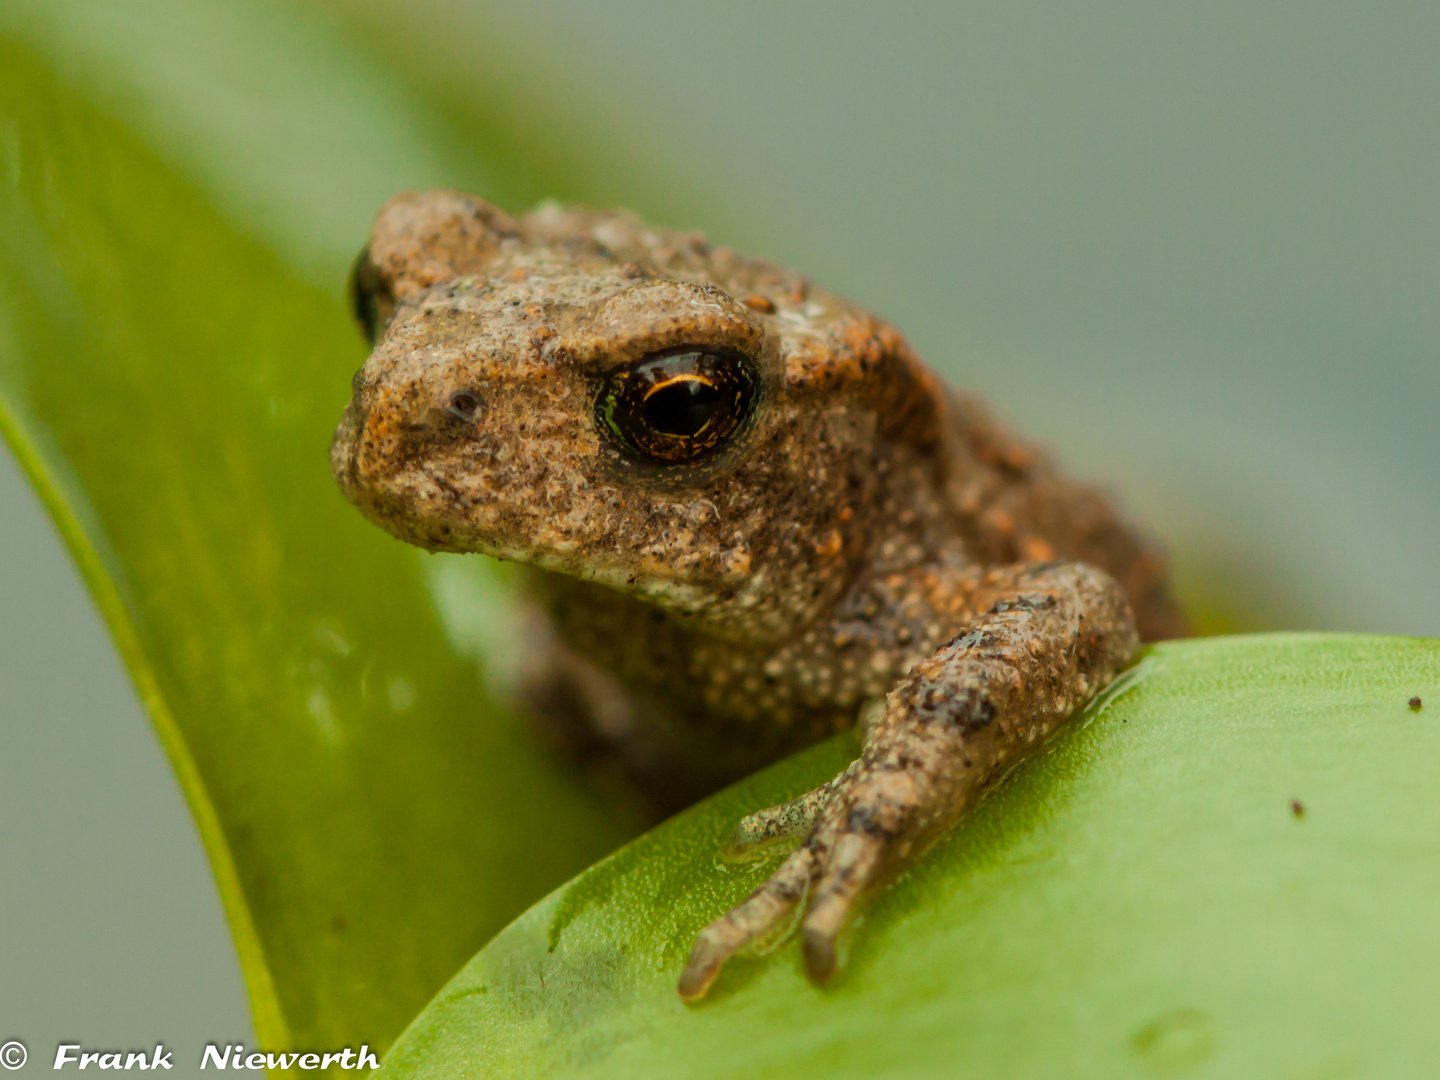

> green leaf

[
  {"left": 0, "top": 13, "right": 640, "bottom": 1055},
  {"left": 378, "top": 633, "right": 1440, "bottom": 1079}
]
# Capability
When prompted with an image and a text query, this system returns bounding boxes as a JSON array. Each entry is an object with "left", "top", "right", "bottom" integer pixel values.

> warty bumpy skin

[{"left": 330, "top": 190, "right": 1188, "bottom": 1000}]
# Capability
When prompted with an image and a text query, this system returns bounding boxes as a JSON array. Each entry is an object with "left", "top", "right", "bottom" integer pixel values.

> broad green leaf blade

[
  {"left": 379, "top": 634, "right": 1440, "bottom": 1080},
  {"left": 0, "top": 25, "right": 638, "bottom": 1055}
]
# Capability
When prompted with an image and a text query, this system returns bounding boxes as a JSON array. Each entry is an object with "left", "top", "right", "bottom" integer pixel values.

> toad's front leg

[{"left": 677, "top": 561, "right": 1140, "bottom": 1000}]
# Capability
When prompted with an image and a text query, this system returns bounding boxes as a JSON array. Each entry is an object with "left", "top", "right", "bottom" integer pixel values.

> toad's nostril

[{"left": 446, "top": 389, "right": 483, "bottom": 422}]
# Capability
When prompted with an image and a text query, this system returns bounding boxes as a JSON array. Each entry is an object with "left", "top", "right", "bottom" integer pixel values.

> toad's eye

[{"left": 597, "top": 347, "right": 758, "bottom": 464}]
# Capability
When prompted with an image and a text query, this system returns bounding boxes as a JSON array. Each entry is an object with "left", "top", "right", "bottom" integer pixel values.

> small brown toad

[{"left": 330, "top": 190, "right": 1187, "bottom": 1000}]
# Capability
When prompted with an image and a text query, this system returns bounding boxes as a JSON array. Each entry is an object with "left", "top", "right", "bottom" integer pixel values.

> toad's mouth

[
  {"left": 342, "top": 474, "right": 721, "bottom": 613},
  {"left": 331, "top": 414, "right": 728, "bottom": 611}
]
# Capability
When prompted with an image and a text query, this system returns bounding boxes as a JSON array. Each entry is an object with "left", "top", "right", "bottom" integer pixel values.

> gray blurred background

[{"left": 2, "top": 0, "right": 1435, "bottom": 1068}]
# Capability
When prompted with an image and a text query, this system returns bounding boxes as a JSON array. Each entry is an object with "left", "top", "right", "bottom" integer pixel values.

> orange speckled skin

[{"left": 331, "top": 190, "right": 1187, "bottom": 999}]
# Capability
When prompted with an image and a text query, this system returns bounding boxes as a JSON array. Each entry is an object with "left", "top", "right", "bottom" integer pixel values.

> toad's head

[{"left": 331, "top": 190, "right": 943, "bottom": 641}]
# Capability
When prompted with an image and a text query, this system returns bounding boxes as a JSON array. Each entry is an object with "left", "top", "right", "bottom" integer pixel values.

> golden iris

[{"left": 597, "top": 347, "right": 757, "bottom": 463}]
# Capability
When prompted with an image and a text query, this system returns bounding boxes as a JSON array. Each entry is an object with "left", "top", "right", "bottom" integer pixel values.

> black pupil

[
  {"left": 642, "top": 376, "right": 721, "bottom": 437},
  {"left": 599, "top": 346, "right": 756, "bottom": 464}
]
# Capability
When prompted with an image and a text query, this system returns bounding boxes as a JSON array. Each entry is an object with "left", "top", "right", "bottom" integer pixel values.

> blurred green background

[{"left": 1, "top": 0, "right": 1434, "bottom": 1071}]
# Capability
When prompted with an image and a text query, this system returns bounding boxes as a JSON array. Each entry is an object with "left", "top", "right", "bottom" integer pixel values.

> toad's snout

[
  {"left": 329, "top": 377, "right": 510, "bottom": 554},
  {"left": 329, "top": 396, "right": 364, "bottom": 502},
  {"left": 328, "top": 384, "right": 427, "bottom": 525}
]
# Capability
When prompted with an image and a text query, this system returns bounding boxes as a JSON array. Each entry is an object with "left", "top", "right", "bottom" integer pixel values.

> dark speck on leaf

[
  {"left": 1290, "top": 799, "right": 1305, "bottom": 819},
  {"left": 1409, "top": 696, "right": 1423, "bottom": 711}
]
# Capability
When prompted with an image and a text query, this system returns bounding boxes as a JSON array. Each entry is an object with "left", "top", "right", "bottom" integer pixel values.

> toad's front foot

[
  {"left": 677, "top": 766, "right": 923, "bottom": 999},
  {"left": 678, "top": 561, "right": 1140, "bottom": 1001}
]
